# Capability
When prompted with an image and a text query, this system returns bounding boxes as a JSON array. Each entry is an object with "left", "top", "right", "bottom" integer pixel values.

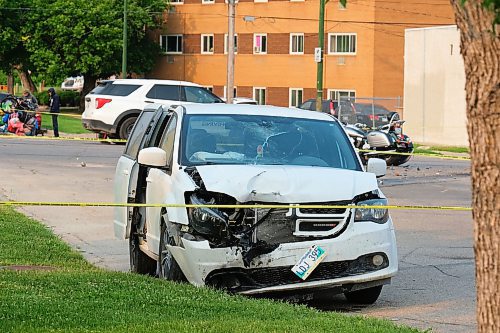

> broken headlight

[
  {"left": 188, "top": 194, "right": 228, "bottom": 237},
  {"left": 354, "top": 198, "right": 389, "bottom": 224}
]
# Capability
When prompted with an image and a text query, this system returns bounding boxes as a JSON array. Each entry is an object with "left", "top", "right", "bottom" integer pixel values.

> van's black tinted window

[
  {"left": 91, "top": 82, "right": 141, "bottom": 96},
  {"left": 146, "top": 85, "right": 180, "bottom": 101}
]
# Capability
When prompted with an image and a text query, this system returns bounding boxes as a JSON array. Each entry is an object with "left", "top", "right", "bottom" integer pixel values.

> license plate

[
  {"left": 380, "top": 116, "right": 388, "bottom": 122},
  {"left": 291, "top": 245, "right": 327, "bottom": 280}
]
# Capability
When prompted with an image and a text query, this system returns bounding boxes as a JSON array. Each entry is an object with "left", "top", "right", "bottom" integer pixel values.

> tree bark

[
  {"left": 14, "top": 65, "right": 37, "bottom": 93},
  {"left": 80, "top": 75, "right": 98, "bottom": 112},
  {"left": 450, "top": 1, "right": 500, "bottom": 332},
  {"left": 7, "top": 73, "right": 14, "bottom": 94}
]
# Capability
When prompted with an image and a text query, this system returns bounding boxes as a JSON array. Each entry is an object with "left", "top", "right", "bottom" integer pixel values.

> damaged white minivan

[{"left": 114, "top": 103, "right": 397, "bottom": 304}]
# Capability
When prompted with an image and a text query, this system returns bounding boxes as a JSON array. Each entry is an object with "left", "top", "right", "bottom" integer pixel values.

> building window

[
  {"left": 338, "top": 1, "right": 347, "bottom": 9},
  {"left": 254, "top": 0, "right": 268, "bottom": 3},
  {"left": 289, "top": 88, "right": 303, "bottom": 107},
  {"left": 224, "top": 34, "right": 238, "bottom": 54},
  {"left": 328, "top": 33, "right": 356, "bottom": 55},
  {"left": 160, "top": 34, "right": 183, "bottom": 54},
  {"left": 204, "top": 86, "right": 213, "bottom": 92},
  {"left": 170, "top": 0, "right": 183, "bottom": 4},
  {"left": 253, "top": 34, "right": 267, "bottom": 54},
  {"left": 253, "top": 87, "right": 266, "bottom": 105},
  {"left": 202, "top": 0, "right": 214, "bottom": 3},
  {"left": 290, "top": 33, "right": 304, "bottom": 55},
  {"left": 328, "top": 89, "right": 356, "bottom": 101},
  {"left": 224, "top": 86, "right": 238, "bottom": 99},
  {"left": 201, "top": 34, "right": 214, "bottom": 54}
]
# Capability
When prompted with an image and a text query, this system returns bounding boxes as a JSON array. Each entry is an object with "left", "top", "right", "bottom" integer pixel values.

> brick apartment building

[{"left": 148, "top": 0, "right": 455, "bottom": 108}]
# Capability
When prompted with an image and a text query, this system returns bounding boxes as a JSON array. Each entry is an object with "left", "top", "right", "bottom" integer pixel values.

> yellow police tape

[
  {"left": 0, "top": 201, "right": 472, "bottom": 211},
  {"left": 0, "top": 134, "right": 470, "bottom": 160},
  {"left": 5, "top": 108, "right": 82, "bottom": 119}
]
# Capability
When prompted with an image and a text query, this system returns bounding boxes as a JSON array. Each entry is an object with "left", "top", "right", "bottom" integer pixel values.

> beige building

[
  {"left": 403, "top": 25, "right": 468, "bottom": 146},
  {"left": 149, "top": 0, "right": 455, "bottom": 109}
]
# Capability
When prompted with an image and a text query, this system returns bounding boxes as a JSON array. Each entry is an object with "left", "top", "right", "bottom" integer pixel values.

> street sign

[{"left": 314, "top": 48, "right": 322, "bottom": 62}]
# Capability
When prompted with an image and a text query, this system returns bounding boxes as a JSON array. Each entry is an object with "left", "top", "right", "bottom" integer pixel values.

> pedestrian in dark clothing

[
  {"left": 48, "top": 88, "right": 60, "bottom": 137},
  {"left": 22, "top": 89, "right": 38, "bottom": 106}
]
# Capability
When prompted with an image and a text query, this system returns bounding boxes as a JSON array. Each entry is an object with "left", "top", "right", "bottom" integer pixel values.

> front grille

[
  {"left": 298, "top": 221, "right": 339, "bottom": 232},
  {"left": 205, "top": 252, "right": 389, "bottom": 291},
  {"left": 298, "top": 200, "right": 351, "bottom": 215}
]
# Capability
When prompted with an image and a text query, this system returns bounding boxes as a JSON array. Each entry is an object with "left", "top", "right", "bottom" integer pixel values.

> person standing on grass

[{"left": 48, "top": 88, "right": 60, "bottom": 137}]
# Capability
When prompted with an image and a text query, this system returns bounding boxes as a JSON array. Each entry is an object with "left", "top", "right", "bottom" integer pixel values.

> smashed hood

[{"left": 194, "top": 165, "right": 378, "bottom": 203}]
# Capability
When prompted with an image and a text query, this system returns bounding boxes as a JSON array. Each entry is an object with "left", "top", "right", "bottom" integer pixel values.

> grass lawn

[
  {"left": 413, "top": 144, "right": 469, "bottom": 155},
  {"left": 0, "top": 206, "right": 422, "bottom": 333},
  {"left": 40, "top": 113, "right": 89, "bottom": 134}
]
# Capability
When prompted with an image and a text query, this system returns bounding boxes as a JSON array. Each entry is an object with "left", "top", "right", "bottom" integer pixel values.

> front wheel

[
  {"left": 344, "top": 285, "right": 383, "bottom": 304},
  {"left": 118, "top": 116, "right": 137, "bottom": 140},
  {"left": 158, "top": 222, "right": 186, "bottom": 282}
]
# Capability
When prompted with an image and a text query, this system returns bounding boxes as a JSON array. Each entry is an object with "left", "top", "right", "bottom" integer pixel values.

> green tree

[
  {"left": 0, "top": 0, "right": 37, "bottom": 92},
  {"left": 23, "top": 0, "right": 168, "bottom": 108}
]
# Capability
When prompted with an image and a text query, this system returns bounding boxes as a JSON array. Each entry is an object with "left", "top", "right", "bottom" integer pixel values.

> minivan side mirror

[
  {"left": 366, "top": 158, "right": 386, "bottom": 178},
  {"left": 138, "top": 147, "right": 167, "bottom": 167}
]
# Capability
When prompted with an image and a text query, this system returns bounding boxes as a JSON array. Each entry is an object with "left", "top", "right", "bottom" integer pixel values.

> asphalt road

[{"left": 0, "top": 137, "right": 475, "bottom": 333}]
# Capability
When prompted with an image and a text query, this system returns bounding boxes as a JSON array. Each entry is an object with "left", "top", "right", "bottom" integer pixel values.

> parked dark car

[
  {"left": 352, "top": 103, "right": 397, "bottom": 128},
  {"left": 298, "top": 99, "right": 357, "bottom": 124}
]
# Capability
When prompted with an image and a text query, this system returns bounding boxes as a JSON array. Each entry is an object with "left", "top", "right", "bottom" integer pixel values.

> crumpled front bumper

[{"left": 168, "top": 219, "right": 398, "bottom": 294}]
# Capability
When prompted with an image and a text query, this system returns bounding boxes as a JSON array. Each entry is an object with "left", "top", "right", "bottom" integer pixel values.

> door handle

[
  {"left": 123, "top": 170, "right": 129, "bottom": 175},
  {"left": 144, "top": 100, "right": 154, "bottom": 103}
]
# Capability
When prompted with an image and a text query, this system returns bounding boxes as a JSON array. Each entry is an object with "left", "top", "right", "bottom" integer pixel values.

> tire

[
  {"left": 118, "top": 116, "right": 137, "bottom": 140},
  {"left": 129, "top": 228, "right": 157, "bottom": 276},
  {"left": 344, "top": 285, "right": 383, "bottom": 304},
  {"left": 386, "top": 154, "right": 411, "bottom": 166},
  {"left": 158, "top": 221, "right": 186, "bottom": 282}
]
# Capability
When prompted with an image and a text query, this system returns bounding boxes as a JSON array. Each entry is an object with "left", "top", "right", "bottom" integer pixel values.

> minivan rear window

[{"left": 90, "top": 82, "right": 141, "bottom": 96}]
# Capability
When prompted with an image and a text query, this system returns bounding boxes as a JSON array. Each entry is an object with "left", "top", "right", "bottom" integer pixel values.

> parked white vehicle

[
  {"left": 113, "top": 103, "right": 397, "bottom": 303},
  {"left": 61, "top": 76, "right": 84, "bottom": 91},
  {"left": 81, "top": 79, "right": 223, "bottom": 139}
]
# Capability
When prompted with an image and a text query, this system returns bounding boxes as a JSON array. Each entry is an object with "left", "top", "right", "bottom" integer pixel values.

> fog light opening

[{"left": 372, "top": 254, "right": 384, "bottom": 267}]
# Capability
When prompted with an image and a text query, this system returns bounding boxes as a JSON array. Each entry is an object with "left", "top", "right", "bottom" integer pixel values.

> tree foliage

[{"left": 22, "top": 0, "right": 167, "bottom": 84}]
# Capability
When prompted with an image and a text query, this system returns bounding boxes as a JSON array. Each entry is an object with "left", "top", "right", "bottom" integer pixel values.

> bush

[
  {"left": 34, "top": 91, "right": 49, "bottom": 106},
  {"left": 59, "top": 90, "right": 81, "bottom": 107}
]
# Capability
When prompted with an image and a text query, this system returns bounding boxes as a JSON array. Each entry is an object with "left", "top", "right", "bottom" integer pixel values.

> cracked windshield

[{"left": 181, "top": 114, "right": 361, "bottom": 170}]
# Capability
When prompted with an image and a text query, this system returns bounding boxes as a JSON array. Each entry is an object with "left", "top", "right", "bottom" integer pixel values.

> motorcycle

[{"left": 345, "top": 112, "right": 414, "bottom": 166}]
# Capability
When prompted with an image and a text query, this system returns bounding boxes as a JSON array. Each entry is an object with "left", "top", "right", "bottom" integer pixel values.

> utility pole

[
  {"left": 316, "top": 0, "right": 326, "bottom": 111},
  {"left": 122, "top": 0, "right": 128, "bottom": 79},
  {"left": 227, "top": 0, "right": 236, "bottom": 104}
]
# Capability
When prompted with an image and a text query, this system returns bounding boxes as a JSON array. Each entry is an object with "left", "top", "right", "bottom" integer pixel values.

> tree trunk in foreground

[
  {"left": 450, "top": 1, "right": 500, "bottom": 332},
  {"left": 80, "top": 75, "right": 98, "bottom": 113}
]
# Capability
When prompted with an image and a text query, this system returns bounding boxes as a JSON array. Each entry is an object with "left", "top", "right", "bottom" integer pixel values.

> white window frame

[
  {"left": 289, "top": 33, "right": 304, "bottom": 55},
  {"left": 204, "top": 86, "right": 214, "bottom": 92},
  {"left": 253, "top": 87, "right": 266, "bottom": 105},
  {"left": 224, "top": 34, "right": 238, "bottom": 54},
  {"left": 202, "top": 0, "right": 215, "bottom": 4},
  {"left": 225, "top": 0, "right": 239, "bottom": 3},
  {"left": 170, "top": 0, "right": 184, "bottom": 4},
  {"left": 289, "top": 88, "right": 303, "bottom": 107},
  {"left": 290, "top": 0, "right": 305, "bottom": 2},
  {"left": 327, "top": 89, "right": 356, "bottom": 101},
  {"left": 254, "top": 0, "right": 268, "bottom": 3},
  {"left": 160, "top": 34, "right": 183, "bottom": 54},
  {"left": 253, "top": 33, "right": 267, "bottom": 54},
  {"left": 223, "top": 86, "right": 238, "bottom": 99},
  {"left": 328, "top": 33, "right": 357, "bottom": 55},
  {"left": 201, "top": 34, "right": 214, "bottom": 54}
]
